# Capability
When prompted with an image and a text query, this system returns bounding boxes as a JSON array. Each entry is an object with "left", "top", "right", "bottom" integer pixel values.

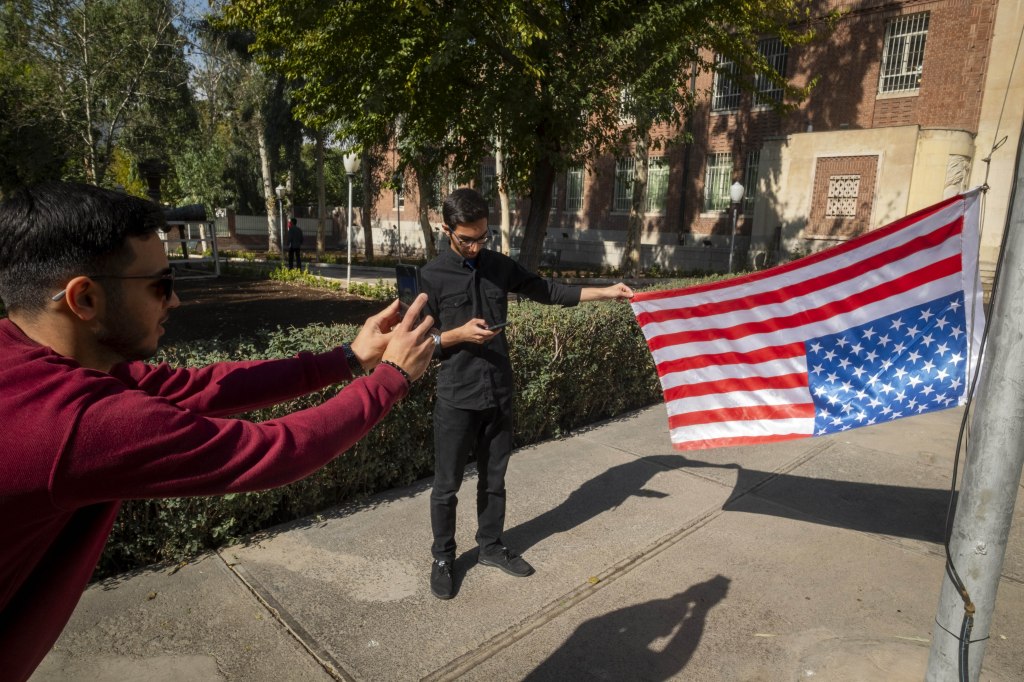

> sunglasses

[{"left": 51, "top": 269, "right": 177, "bottom": 302}]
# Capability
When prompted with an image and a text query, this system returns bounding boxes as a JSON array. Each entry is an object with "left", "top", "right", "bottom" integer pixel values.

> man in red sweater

[{"left": 0, "top": 182, "right": 436, "bottom": 681}]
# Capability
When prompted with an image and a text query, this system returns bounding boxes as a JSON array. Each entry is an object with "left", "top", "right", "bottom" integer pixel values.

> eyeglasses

[
  {"left": 51, "top": 269, "right": 176, "bottom": 302},
  {"left": 448, "top": 230, "right": 490, "bottom": 247}
]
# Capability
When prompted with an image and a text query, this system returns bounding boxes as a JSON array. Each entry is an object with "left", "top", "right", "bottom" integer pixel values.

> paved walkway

[{"left": 31, "top": 404, "right": 1023, "bottom": 681}]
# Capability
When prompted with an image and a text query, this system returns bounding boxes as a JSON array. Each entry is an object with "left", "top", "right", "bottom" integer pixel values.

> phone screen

[{"left": 487, "top": 321, "right": 508, "bottom": 331}]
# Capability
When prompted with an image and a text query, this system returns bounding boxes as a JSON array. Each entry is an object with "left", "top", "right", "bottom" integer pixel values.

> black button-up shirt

[{"left": 420, "top": 246, "right": 582, "bottom": 409}]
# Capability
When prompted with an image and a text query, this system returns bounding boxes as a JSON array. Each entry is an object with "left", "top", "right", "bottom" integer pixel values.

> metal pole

[
  {"left": 728, "top": 203, "right": 738, "bottom": 274},
  {"left": 278, "top": 198, "right": 284, "bottom": 261},
  {"left": 396, "top": 175, "right": 402, "bottom": 263},
  {"left": 927, "top": 130, "right": 1024, "bottom": 678},
  {"left": 346, "top": 173, "right": 353, "bottom": 289}
]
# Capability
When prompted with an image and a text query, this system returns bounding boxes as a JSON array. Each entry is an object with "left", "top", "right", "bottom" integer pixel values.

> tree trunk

[
  {"left": 415, "top": 168, "right": 437, "bottom": 260},
  {"left": 518, "top": 155, "right": 556, "bottom": 271},
  {"left": 315, "top": 130, "right": 326, "bottom": 257},
  {"left": 495, "top": 139, "right": 511, "bottom": 256},
  {"left": 360, "top": 150, "right": 374, "bottom": 261},
  {"left": 623, "top": 135, "right": 649, "bottom": 277},
  {"left": 257, "top": 120, "right": 280, "bottom": 254}
]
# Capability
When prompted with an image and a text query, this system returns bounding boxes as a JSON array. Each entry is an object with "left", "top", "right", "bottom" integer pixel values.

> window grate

[
  {"left": 613, "top": 157, "right": 635, "bottom": 212},
  {"left": 754, "top": 38, "right": 788, "bottom": 106},
  {"left": 879, "top": 12, "right": 929, "bottom": 94},
  {"left": 743, "top": 150, "right": 760, "bottom": 215},
  {"left": 703, "top": 153, "right": 733, "bottom": 212},
  {"left": 647, "top": 157, "right": 669, "bottom": 213},
  {"left": 712, "top": 55, "right": 742, "bottom": 111},
  {"left": 826, "top": 175, "right": 860, "bottom": 217},
  {"left": 565, "top": 166, "right": 584, "bottom": 212}
]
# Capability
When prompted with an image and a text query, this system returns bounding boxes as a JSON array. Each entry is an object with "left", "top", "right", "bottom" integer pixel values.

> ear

[{"left": 62, "top": 276, "right": 102, "bottom": 321}]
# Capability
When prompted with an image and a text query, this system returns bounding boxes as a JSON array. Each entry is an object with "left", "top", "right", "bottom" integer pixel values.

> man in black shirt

[{"left": 420, "top": 188, "right": 633, "bottom": 599}]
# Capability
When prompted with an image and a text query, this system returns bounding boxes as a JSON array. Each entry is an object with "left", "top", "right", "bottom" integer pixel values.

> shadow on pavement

[{"left": 522, "top": 574, "right": 731, "bottom": 681}]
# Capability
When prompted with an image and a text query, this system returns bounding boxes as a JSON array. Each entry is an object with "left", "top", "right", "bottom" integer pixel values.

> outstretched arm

[{"left": 579, "top": 283, "right": 634, "bottom": 302}]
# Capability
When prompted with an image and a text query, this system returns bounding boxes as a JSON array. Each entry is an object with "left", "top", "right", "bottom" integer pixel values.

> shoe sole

[
  {"left": 478, "top": 556, "right": 535, "bottom": 577},
  {"left": 431, "top": 588, "right": 454, "bottom": 600}
]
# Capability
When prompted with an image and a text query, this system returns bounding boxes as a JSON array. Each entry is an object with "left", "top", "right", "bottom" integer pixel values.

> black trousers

[
  {"left": 287, "top": 247, "right": 301, "bottom": 269},
  {"left": 430, "top": 399, "right": 513, "bottom": 562}
]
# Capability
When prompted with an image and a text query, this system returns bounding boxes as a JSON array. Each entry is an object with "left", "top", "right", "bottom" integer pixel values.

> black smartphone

[
  {"left": 486, "top": 321, "right": 508, "bottom": 331},
  {"left": 395, "top": 265, "right": 420, "bottom": 320}
]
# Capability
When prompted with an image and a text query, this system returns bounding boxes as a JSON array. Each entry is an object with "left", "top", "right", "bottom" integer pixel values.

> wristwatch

[
  {"left": 341, "top": 343, "right": 363, "bottom": 376},
  {"left": 431, "top": 333, "right": 442, "bottom": 350}
]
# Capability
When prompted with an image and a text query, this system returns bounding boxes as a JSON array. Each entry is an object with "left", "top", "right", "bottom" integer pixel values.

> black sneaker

[
  {"left": 478, "top": 546, "right": 534, "bottom": 577},
  {"left": 431, "top": 559, "right": 454, "bottom": 599}
]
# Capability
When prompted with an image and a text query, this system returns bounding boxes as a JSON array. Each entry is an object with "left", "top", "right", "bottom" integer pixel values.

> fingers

[{"left": 399, "top": 293, "right": 429, "bottom": 329}]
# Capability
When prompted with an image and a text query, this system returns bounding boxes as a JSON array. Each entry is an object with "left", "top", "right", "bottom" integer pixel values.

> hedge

[{"left": 96, "top": 293, "right": 668, "bottom": 577}]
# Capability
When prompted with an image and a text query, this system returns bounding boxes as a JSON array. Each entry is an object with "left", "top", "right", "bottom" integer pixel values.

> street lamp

[
  {"left": 343, "top": 152, "right": 361, "bottom": 289},
  {"left": 728, "top": 181, "right": 745, "bottom": 274},
  {"left": 275, "top": 184, "right": 286, "bottom": 260}
]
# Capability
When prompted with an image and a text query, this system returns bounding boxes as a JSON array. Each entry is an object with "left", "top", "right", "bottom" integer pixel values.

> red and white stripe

[{"left": 631, "top": 190, "right": 984, "bottom": 451}]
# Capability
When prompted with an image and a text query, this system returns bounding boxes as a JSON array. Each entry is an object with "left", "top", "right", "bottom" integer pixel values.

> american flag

[{"left": 631, "top": 190, "right": 985, "bottom": 451}]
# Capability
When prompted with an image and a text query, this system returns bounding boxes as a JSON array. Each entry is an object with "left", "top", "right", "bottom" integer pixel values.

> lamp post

[
  {"left": 343, "top": 152, "right": 361, "bottom": 289},
  {"left": 275, "top": 184, "right": 286, "bottom": 260},
  {"left": 728, "top": 181, "right": 745, "bottom": 274}
]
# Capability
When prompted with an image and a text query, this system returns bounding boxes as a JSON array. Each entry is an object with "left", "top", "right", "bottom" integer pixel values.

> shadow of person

[
  {"left": 502, "top": 454, "right": 690, "bottom": 554},
  {"left": 523, "top": 574, "right": 731, "bottom": 681}
]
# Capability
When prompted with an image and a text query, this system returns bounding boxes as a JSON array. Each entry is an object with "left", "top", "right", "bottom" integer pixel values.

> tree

[{"left": 223, "top": 0, "right": 825, "bottom": 268}]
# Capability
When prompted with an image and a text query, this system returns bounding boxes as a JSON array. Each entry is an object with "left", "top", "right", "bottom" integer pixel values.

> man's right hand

[
  {"left": 454, "top": 318, "right": 499, "bottom": 345},
  {"left": 379, "top": 294, "right": 435, "bottom": 382}
]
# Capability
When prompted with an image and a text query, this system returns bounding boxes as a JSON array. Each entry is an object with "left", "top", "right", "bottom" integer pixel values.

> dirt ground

[{"left": 161, "top": 275, "right": 383, "bottom": 346}]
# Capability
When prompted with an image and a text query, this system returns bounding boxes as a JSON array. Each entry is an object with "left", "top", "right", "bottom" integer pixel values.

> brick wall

[{"left": 807, "top": 155, "right": 880, "bottom": 238}]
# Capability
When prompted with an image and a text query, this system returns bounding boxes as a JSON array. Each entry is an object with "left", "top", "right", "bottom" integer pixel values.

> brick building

[{"left": 373, "top": 0, "right": 1022, "bottom": 277}]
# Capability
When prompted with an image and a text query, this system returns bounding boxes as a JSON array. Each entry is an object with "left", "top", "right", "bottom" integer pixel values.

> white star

[
  {"left": 877, "top": 333, "right": 891, "bottom": 347},
  {"left": 810, "top": 341, "right": 823, "bottom": 354},
  {"left": 838, "top": 358, "right": 852, "bottom": 370},
  {"left": 934, "top": 316, "right": 949, "bottom": 330},
  {"left": 855, "top": 411, "right": 867, "bottom": 422},
  {"left": 936, "top": 368, "right": 949, "bottom": 381},
  {"left": 852, "top": 366, "right": 867, "bottom": 379},
  {"left": 840, "top": 381, "right": 853, "bottom": 393},
  {"left": 831, "top": 415, "right": 844, "bottom": 426},
  {"left": 867, "top": 375, "right": 881, "bottom": 388},
  {"left": 855, "top": 389, "right": 868, "bottom": 400},
  {"left": 935, "top": 342, "right": 950, "bottom": 357},
  {"left": 891, "top": 317, "right": 906, "bottom": 331},
  {"left": 868, "top": 418, "right": 877, "bottom": 425},
  {"left": 865, "top": 350, "right": 879, "bottom": 363},
  {"left": 813, "top": 385, "right": 828, "bottom": 397},
  {"left": 880, "top": 359, "right": 894, "bottom": 371},
  {"left": 880, "top": 382, "right": 895, "bottom": 395},
  {"left": 824, "top": 349, "right": 838, "bottom": 362},
  {"left": 835, "top": 336, "right": 850, "bottom": 349},
  {"left": 907, "top": 350, "right": 921, "bottom": 363},
  {"left": 917, "top": 404, "right": 928, "bottom": 413},
  {"left": 949, "top": 352, "right": 964, "bottom": 366},
  {"left": 949, "top": 299, "right": 962, "bottom": 313},
  {"left": 811, "top": 363, "right": 825, "bottom": 376},
  {"left": 950, "top": 377, "right": 963, "bottom": 391},
  {"left": 921, "top": 384, "right": 936, "bottom": 397},
  {"left": 862, "top": 327, "right": 877, "bottom": 341},
  {"left": 920, "top": 333, "right": 935, "bottom": 347},
  {"left": 850, "top": 342, "right": 864, "bottom": 356},
  {"left": 906, "top": 325, "right": 920, "bottom": 337},
  {"left": 842, "top": 403, "right": 854, "bottom": 414},
  {"left": 894, "top": 367, "right": 908, "bottom": 381},
  {"left": 827, "top": 372, "right": 839, "bottom": 383},
  {"left": 881, "top": 405, "right": 893, "bottom": 416},
  {"left": 827, "top": 393, "right": 841, "bottom": 405},
  {"left": 894, "top": 389, "right": 906, "bottom": 402},
  {"left": 908, "top": 375, "right": 923, "bottom": 388},
  {"left": 950, "top": 326, "right": 964, "bottom": 339},
  {"left": 868, "top": 396, "right": 883, "bottom": 408},
  {"left": 892, "top": 342, "right": 906, "bottom": 355},
  {"left": 907, "top": 398, "right": 918, "bottom": 409},
  {"left": 818, "top": 408, "right": 831, "bottom": 419},
  {"left": 920, "top": 309, "right": 935, "bottom": 323},
  {"left": 922, "top": 360, "right": 936, "bottom": 373},
  {"left": 891, "top": 410, "right": 903, "bottom": 419}
]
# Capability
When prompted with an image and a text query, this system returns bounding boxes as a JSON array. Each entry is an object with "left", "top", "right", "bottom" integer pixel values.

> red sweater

[{"left": 0, "top": 318, "right": 408, "bottom": 680}]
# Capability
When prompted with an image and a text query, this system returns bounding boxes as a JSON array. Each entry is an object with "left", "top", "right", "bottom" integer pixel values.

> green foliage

[{"left": 96, "top": 292, "right": 674, "bottom": 577}]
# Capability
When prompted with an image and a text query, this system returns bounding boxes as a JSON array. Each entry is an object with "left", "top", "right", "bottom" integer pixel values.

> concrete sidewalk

[{"left": 32, "top": 406, "right": 1024, "bottom": 681}]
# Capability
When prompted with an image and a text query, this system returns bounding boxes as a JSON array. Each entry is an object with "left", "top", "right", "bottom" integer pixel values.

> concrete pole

[{"left": 927, "top": 130, "right": 1024, "bottom": 679}]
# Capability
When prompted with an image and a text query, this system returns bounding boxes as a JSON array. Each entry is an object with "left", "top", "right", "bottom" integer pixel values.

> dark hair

[
  {"left": 0, "top": 182, "right": 165, "bottom": 314},
  {"left": 441, "top": 187, "right": 489, "bottom": 229}
]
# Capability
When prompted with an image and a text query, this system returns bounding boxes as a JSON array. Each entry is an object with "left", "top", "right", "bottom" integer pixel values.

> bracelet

[
  {"left": 380, "top": 360, "right": 411, "bottom": 384},
  {"left": 341, "top": 343, "right": 363, "bottom": 376}
]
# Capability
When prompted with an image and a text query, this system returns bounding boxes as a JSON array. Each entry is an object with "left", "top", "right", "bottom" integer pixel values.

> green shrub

[{"left": 97, "top": 295, "right": 664, "bottom": 577}]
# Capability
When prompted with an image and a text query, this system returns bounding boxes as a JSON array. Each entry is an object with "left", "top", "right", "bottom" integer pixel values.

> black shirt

[{"left": 420, "top": 246, "right": 582, "bottom": 409}]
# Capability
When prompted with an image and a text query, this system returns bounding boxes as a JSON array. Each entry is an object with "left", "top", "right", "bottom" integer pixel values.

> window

[
  {"left": 618, "top": 89, "right": 636, "bottom": 127},
  {"left": 712, "top": 55, "right": 742, "bottom": 111},
  {"left": 826, "top": 175, "right": 860, "bottom": 217},
  {"left": 754, "top": 37, "right": 788, "bottom": 106},
  {"left": 743, "top": 150, "right": 760, "bottom": 215},
  {"left": 646, "top": 156, "right": 669, "bottom": 213},
  {"left": 393, "top": 188, "right": 404, "bottom": 209},
  {"left": 613, "top": 156, "right": 635, "bottom": 212},
  {"left": 703, "top": 153, "right": 733, "bottom": 212},
  {"left": 550, "top": 178, "right": 559, "bottom": 214},
  {"left": 565, "top": 166, "right": 584, "bottom": 212},
  {"left": 879, "top": 12, "right": 929, "bottom": 94}
]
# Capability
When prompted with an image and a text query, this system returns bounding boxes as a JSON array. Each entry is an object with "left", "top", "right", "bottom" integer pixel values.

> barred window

[
  {"left": 646, "top": 156, "right": 669, "bottom": 213},
  {"left": 743, "top": 150, "right": 760, "bottom": 215},
  {"left": 613, "top": 157, "right": 635, "bottom": 212},
  {"left": 703, "top": 153, "right": 733, "bottom": 212},
  {"left": 565, "top": 166, "right": 584, "bottom": 212},
  {"left": 826, "top": 175, "right": 860, "bottom": 217},
  {"left": 712, "top": 55, "right": 742, "bottom": 111},
  {"left": 879, "top": 12, "right": 929, "bottom": 94},
  {"left": 754, "top": 37, "right": 788, "bottom": 106}
]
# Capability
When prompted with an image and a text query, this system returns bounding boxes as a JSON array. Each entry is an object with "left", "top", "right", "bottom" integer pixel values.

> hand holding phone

[{"left": 486, "top": 321, "right": 508, "bottom": 331}]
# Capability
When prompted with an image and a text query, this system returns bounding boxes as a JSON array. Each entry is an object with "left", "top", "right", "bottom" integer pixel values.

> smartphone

[
  {"left": 395, "top": 265, "right": 421, "bottom": 320},
  {"left": 486, "top": 321, "right": 508, "bottom": 331}
]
